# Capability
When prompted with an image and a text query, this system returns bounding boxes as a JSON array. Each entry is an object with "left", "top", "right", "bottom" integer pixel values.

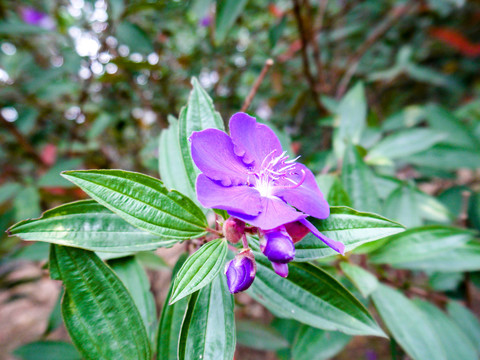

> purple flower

[
  {"left": 199, "top": 15, "right": 212, "bottom": 27},
  {"left": 190, "top": 112, "right": 345, "bottom": 249},
  {"left": 20, "top": 7, "right": 55, "bottom": 30},
  {"left": 225, "top": 249, "right": 256, "bottom": 293}
]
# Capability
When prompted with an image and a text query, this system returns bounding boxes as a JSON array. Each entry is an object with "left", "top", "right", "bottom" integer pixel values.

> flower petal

[
  {"left": 190, "top": 129, "right": 249, "bottom": 186},
  {"left": 229, "top": 113, "right": 283, "bottom": 169},
  {"left": 271, "top": 262, "right": 289, "bottom": 277},
  {"left": 300, "top": 219, "right": 345, "bottom": 255},
  {"left": 275, "top": 163, "right": 330, "bottom": 219},
  {"left": 196, "top": 174, "right": 262, "bottom": 215},
  {"left": 228, "top": 196, "right": 306, "bottom": 230}
]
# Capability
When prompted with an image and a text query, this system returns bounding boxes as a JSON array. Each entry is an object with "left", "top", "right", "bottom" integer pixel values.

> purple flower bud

[
  {"left": 271, "top": 262, "right": 289, "bottom": 278},
  {"left": 223, "top": 217, "right": 245, "bottom": 244},
  {"left": 225, "top": 249, "right": 256, "bottom": 294},
  {"left": 260, "top": 227, "right": 295, "bottom": 264},
  {"left": 199, "top": 15, "right": 212, "bottom": 27},
  {"left": 284, "top": 221, "right": 310, "bottom": 243},
  {"left": 20, "top": 7, "right": 55, "bottom": 29}
]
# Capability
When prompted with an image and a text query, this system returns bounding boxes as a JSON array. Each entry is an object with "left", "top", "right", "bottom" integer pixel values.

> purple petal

[
  {"left": 196, "top": 174, "right": 262, "bottom": 216},
  {"left": 271, "top": 262, "right": 289, "bottom": 277},
  {"left": 261, "top": 228, "right": 295, "bottom": 263},
  {"left": 300, "top": 219, "right": 345, "bottom": 255},
  {"left": 229, "top": 113, "right": 283, "bottom": 169},
  {"left": 21, "top": 7, "right": 47, "bottom": 24},
  {"left": 228, "top": 197, "right": 306, "bottom": 230},
  {"left": 190, "top": 129, "right": 249, "bottom": 186},
  {"left": 275, "top": 163, "right": 330, "bottom": 219},
  {"left": 225, "top": 250, "right": 256, "bottom": 293}
]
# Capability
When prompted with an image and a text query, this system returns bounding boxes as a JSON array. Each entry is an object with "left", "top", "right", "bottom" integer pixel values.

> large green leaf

[
  {"left": 157, "top": 254, "right": 189, "bottom": 360},
  {"left": 178, "top": 78, "right": 224, "bottom": 192},
  {"left": 236, "top": 321, "right": 289, "bottom": 351},
  {"left": 215, "top": 0, "right": 249, "bottom": 43},
  {"left": 294, "top": 206, "right": 404, "bottom": 261},
  {"left": 414, "top": 299, "right": 477, "bottom": 360},
  {"left": 367, "top": 128, "right": 446, "bottom": 165},
  {"left": 109, "top": 256, "right": 157, "bottom": 344},
  {"left": 341, "top": 144, "right": 381, "bottom": 213},
  {"left": 61, "top": 170, "right": 208, "bottom": 239},
  {"left": 371, "top": 284, "right": 447, "bottom": 360},
  {"left": 291, "top": 326, "right": 351, "bottom": 360},
  {"left": 8, "top": 200, "right": 177, "bottom": 252},
  {"left": 334, "top": 82, "right": 367, "bottom": 159},
  {"left": 405, "top": 144, "right": 480, "bottom": 170},
  {"left": 158, "top": 115, "right": 198, "bottom": 204},
  {"left": 447, "top": 301, "right": 480, "bottom": 353},
  {"left": 54, "top": 246, "right": 151, "bottom": 360},
  {"left": 340, "top": 262, "right": 378, "bottom": 298},
  {"left": 170, "top": 238, "right": 228, "bottom": 304},
  {"left": 383, "top": 184, "right": 422, "bottom": 228},
  {"left": 178, "top": 274, "right": 235, "bottom": 360},
  {"left": 248, "top": 257, "right": 386, "bottom": 337},
  {"left": 370, "top": 226, "right": 474, "bottom": 266},
  {"left": 13, "top": 341, "right": 81, "bottom": 360}
]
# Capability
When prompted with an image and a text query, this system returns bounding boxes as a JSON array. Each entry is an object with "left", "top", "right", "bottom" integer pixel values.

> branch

[
  {"left": 240, "top": 58, "right": 274, "bottom": 113},
  {"left": 292, "top": 0, "right": 326, "bottom": 115},
  {"left": 335, "top": 1, "right": 418, "bottom": 99}
]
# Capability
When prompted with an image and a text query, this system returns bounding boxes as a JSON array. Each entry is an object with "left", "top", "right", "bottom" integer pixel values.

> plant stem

[{"left": 240, "top": 58, "right": 274, "bottom": 112}]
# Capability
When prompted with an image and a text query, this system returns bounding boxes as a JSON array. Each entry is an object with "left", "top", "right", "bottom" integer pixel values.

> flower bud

[
  {"left": 223, "top": 217, "right": 245, "bottom": 244},
  {"left": 271, "top": 262, "right": 289, "bottom": 278},
  {"left": 260, "top": 227, "right": 295, "bottom": 264},
  {"left": 225, "top": 249, "right": 256, "bottom": 294},
  {"left": 284, "top": 221, "right": 310, "bottom": 243}
]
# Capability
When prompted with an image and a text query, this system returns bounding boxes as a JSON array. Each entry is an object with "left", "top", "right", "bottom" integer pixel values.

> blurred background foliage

[{"left": 1, "top": 0, "right": 480, "bottom": 358}]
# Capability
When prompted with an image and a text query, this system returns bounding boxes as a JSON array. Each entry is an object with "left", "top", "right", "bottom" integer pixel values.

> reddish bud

[
  {"left": 223, "top": 217, "right": 245, "bottom": 244},
  {"left": 284, "top": 221, "right": 310, "bottom": 243}
]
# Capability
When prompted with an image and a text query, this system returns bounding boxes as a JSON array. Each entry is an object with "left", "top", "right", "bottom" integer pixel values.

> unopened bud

[
  {"left": 225, "top": 249, "right": 256, "bottom": 294},
  {"left": 284, "top": 221, "right": 310, "bottom": 243},
  {"left": 223, "top": 217, "right": 245, "bottom": 244},
  {"left": 260, "top": 227, "right": 295, "bottom": 264}
]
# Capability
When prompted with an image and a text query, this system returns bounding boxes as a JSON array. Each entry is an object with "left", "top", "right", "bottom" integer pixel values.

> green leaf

[
  {"left": 367, "top": 129, "right": 446, "bottom": 165},
  {"left": 334, "top": 82, "right": 367, "bottom": 159},
  {"left": 340, "top": 262, "right": 378, "bottom": 298},
  {"left": 341, "top": 144, "right": 381, "bottom": 213},
  {"left": 178, "top": 78, "right": 224, "bottom": 193},
  {"left": 46, "top": 288, "right": 64, "bottom": 334},
  {"left": 291, "top": 326, "right": 351, "bottom": 360},
  {"left": 170, "top": 238, "right": 228, "bottom": 304},
  {"left": 247, "top": 258, "right": 386, "bottom": 337},
  {"left": 396, "top": 241, "right": 480, "bottom": 272},
  {"left": 383, "top": 184, "right": 422, "bottom": 228},
  {"left": 55, "top": 245, "right": 151, "bottom": 360},
  {"left": 13, "top": 341, "right": 81, "bottom": 360},
  {"left": 327, "top": 178, "right": 352, "bottom": 207},
  {"left": 109, "top": 256, "right": 157, "bottom": 344},
  {"left": 414, "top": 299, "right": 478, "bottom": 360},
  {"left": 61, "top": 170, "right": 208, "bottom": 239},
  {"left": 8, "top": 200, "right": 178, "bottom": 252},
  {"left": 135, "top": 251, "right": 169, "bottom": 270},
  {"left": 38, "top": 158, "right": 83, "bottom": 188},
  {"left": 157, "top": 253, "right": 189, "bottom": 360},
  {"left": 447, "top": 301, "right": 480, "bottom": 354},
  {"left": 236, "top": 321, "right": 289, "bottom": 351},
  {"left": 294, "top": 206, "right": 404, "bottom": 261},
  {"left": 178, "top": 274, "right": 235, "bottom": 360},
  {"left": 13, "top": 186, "right": 41, "bottom": 222},
  {"left": 215, "top": 0, "right": 249, "bottom": 43},
  {"left": 159, "top": 116, "right": 198, "bottom": 204},
  {"left": 370, "top": 226, "right": 474, "bottom": 266},
  {"left": 371, "top": 284, "right": 447, "bottom": 360},
  {"left": 116, "top": 22, "right": 153, "bottom": 53},
  {"left": 414, "top": 190, "right": 452, "bottom": 223},
  {"left": 0, "top": 182, "right": 21, "bottom": 204},
  {"left": 405, "top": 144, "right": 480, "bottom": 170}
]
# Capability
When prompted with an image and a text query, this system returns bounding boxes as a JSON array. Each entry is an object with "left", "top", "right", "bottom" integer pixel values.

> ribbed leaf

[
  {"left": 178, "top": 274, "right": 235, "bottom": 360},
  {"left": 55, "top": 245, "right": 151, "bottom": 360},
  {"left": 8, "top": 200, "right": 177, "bottom": 252},
  {"left": 291, "top": 326, "right": 351, "bottom": 360},
  {"left": 109, "top": 256, "right": 157, "bottom": 344},
  {"left": 372, "top": 284, "right": 447, "bottom": 360},
  {"left": 370, "top": 226, "right": 474, "bottom": 266},
  {"left": 340, "top": 262, "right": 378, "bottom": 298},
  {"left": 383, "top": 184, "right": 422, "bottom": 228},
  {"left": 215, "top": 0, "right": 249, "bottom": 43},
  {"left": 447, "top": 301, "right": 480, "bottom": 353},
  {"left": 236, "top": 321, "right": 289, "bottom": 351},
  {"left": 414, "top": 299, "right": 477, "bottom": 360},
  {"left": 248, "top": 257, "right": 386, "bottom": 337},
  {"left": 13, "top": 341, "right": 81, "bottom": 360},
  {"left": 341, "top": 144, "right": 381, "bottom": 213},
  {"left": 178, "top": 78, "right": 224, "bottom": 192},
  {"left": 170, "top": 238, "right": 228, "bottom": 304},
  {"left": 156, "top": 254, "right": 189, "bottom": 360},
  {"left": 61, "top": 170, "right": 208, "bottom": 239},
  {"left": 294, "top": 206, "right": 404, "bottom": 261}
]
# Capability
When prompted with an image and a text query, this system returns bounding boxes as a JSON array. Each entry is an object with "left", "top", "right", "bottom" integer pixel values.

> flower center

[{"left": 250, "top": 150, "right": 305, "bottom": 198}]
